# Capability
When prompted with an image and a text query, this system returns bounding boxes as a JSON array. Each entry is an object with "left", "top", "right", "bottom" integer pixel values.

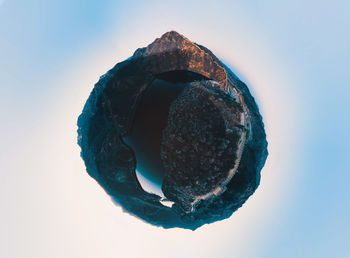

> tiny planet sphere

[{"left": 77, "top": 31, "right": 268, "bottom": 230}]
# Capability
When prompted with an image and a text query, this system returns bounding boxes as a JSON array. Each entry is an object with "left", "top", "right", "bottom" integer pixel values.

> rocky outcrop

[
  {"left": 161, "top": 80, "right": 245, "bottom": 213},
  {"left": 77, "top": 31, "right": 268, "bottom": 230}
]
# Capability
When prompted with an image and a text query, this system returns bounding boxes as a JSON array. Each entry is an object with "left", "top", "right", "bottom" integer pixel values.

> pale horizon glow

[{"left": 1, "top": 1, "right": 349, "bottom": 258}]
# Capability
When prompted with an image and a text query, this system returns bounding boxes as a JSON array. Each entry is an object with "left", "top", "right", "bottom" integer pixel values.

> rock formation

[{"left": 77, "top": 31, "right": 268, "bottom": 230}]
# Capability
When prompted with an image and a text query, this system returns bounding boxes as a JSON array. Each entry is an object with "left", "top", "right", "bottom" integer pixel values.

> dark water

[{"left": 123, "top": 71, "right": 208, "bottom": 188}]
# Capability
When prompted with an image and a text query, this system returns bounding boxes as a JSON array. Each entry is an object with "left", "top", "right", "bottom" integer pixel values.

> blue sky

[{"left": 1, "top": 1, "right": 349, "bottom": 257}]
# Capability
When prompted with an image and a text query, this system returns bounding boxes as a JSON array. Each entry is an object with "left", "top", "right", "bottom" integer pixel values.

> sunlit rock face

[{"left": 77, "top": 31, "right": 268, "bottom": 230}]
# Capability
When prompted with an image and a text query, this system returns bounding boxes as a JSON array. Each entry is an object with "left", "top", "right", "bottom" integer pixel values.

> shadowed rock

[{"left": 77, "top": 31, "right": 268, "bottom": 230}]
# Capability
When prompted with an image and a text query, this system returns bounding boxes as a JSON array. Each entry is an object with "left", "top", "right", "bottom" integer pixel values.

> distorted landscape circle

[{"left": 77, "top": 31, "right": 268, "bottom": 230}]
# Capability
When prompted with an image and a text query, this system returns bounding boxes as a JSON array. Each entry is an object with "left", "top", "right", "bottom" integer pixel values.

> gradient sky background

[{"left": 1, "top": 1, "right": 350, "bottom": 257}]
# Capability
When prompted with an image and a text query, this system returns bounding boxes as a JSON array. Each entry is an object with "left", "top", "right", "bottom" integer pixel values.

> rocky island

[{"left": 77, "top": 31, "right": 268, "bottom": 230}]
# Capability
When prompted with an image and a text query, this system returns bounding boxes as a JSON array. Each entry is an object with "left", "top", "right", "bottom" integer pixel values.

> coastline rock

[{"left": 77, "top": 31, "right": 268, "bottom": 230}]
